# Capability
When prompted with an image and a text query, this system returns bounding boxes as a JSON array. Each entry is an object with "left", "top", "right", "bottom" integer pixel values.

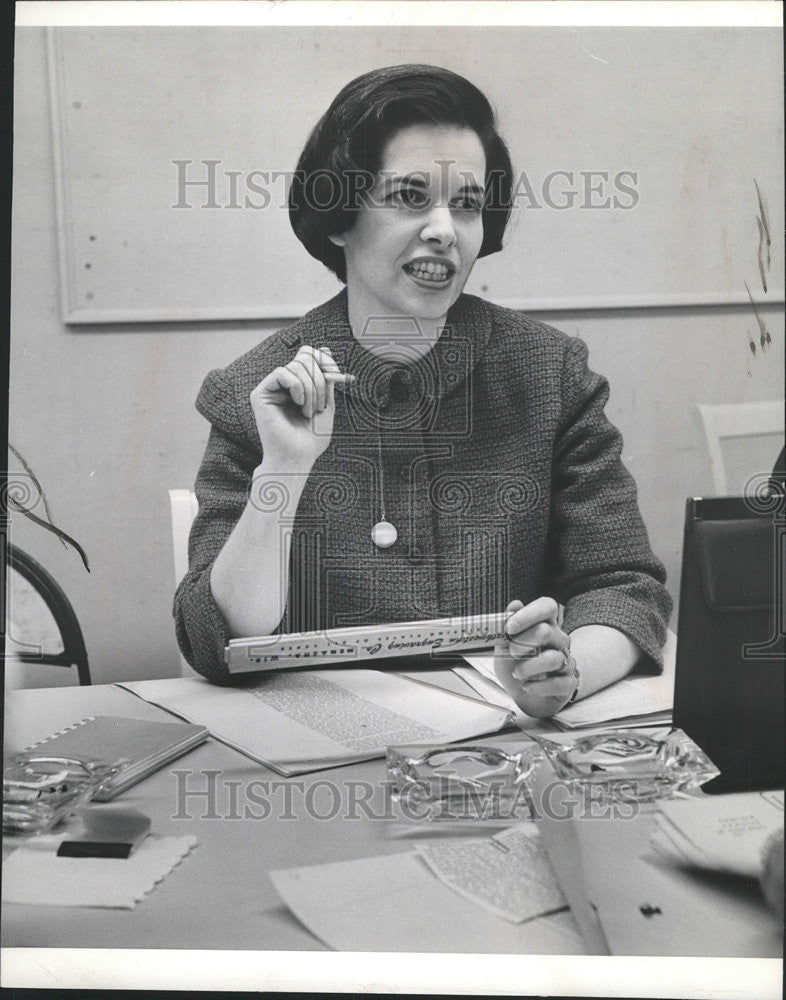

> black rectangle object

[
  {"left": 674, "top": 495, "right": 785, "bottom": 794},
  {"left": 57, "top": 841, "right": 133, "bottom": 859}
]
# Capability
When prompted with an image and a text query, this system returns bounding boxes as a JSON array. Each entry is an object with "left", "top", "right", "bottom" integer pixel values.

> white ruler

[{"left": 225, "top": 613, "right": 507, "bottom": 674}]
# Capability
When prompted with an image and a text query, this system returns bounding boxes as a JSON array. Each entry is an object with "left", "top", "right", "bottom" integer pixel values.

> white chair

[
  {"left": 697, "top": 401, "right": 784, "bottom": 495},
  {"left": 168, "top": 488, "right": 200, "bottom": 677}
]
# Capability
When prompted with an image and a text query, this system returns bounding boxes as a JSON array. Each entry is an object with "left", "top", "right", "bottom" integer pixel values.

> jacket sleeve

[
  {"left": 173, "top": 367, "right": 261, "bottom": 682},
  {"left": 549, "top": 336, "right": 672, "bottom": 671}
]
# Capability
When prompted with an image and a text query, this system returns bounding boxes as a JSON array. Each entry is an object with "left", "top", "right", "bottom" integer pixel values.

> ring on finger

[{"left": 558, "top": 646, "right": 576, "bottom": 676}]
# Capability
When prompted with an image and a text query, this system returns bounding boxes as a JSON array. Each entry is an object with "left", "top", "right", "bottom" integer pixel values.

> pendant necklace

[{"left": 371, "top": 405, "right": 397, "bottom": 548}]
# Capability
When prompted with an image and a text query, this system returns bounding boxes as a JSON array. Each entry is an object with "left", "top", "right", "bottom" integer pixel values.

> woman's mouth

[{"left": 404, "top": 259, "right": 455, "bottom": 286}]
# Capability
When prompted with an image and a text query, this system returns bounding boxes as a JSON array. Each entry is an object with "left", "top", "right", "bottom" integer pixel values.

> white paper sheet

[
  {"left": 269, "top": 849, "right": 587, "bottom": 954},
  {"left": 652, "top": 792, "right": 784, "bottom": 878},
  {"left": 117, "top": 670, "right": 511, "bottom": 776}
]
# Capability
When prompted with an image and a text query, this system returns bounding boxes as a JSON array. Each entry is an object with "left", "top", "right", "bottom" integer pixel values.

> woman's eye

[
  {"left": 388, "top": 188, "right": 429, "bottom": 208},
  {"left": 452, "top": 197, "right": 483, "bottom": 212}
]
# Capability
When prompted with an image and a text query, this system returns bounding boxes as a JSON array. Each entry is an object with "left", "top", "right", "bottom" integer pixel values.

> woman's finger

[
  {"left": 512, "top": 647, "right": 568, "bottom": 683},
  {"left": 259, "top": 346, "right": 353, "bottom": 419},
  {"left": 298, "top": 344, "right": 343, "bottom": 374},
  {"left": 315, "top": 346, "right": 358, "bottom": 406},
  {"left": 494, "top": 644, "right": 578, "bottom": 718},
  {"left": 507, "top": 620, "right": 560, "bottom": 658},
  {"left": 505, "top": 596, "right": 560, "bottom": 637},
  {"left": 312, "top": 345, "right": 358, "bottom": 388},
  {"left": 317, "top": 346, "right": 341, "bottom": 408},
  {"left": 316, "top": 345, "right": 341, "bottom": 372},
  {"left": 256, "top": 366, "right": 306, "bottom": 408},
  {"left": 291, "top": 348, "right": 327, "bottom": 414}
]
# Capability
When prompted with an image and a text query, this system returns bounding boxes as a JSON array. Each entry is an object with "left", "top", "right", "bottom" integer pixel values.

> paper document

[
  {"left": 652, "top": 791, "right": 784, "bottom": 878},
  {"left": 458, "top": 630, "right": 675, "bottom": 730},
  {"left": 416, "top": 822, "right": 566, "bottom": 923},
  {"left": 118, "top": 670, "right": 511, "bottom": 776},
  {"left": 270, "top": 849, "right": 587, "bottom": 953}
]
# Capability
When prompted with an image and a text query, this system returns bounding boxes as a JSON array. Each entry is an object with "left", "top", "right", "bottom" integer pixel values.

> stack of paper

[
  {"left": 549, "top": 663, "right": 673, "bottom": 730},
  {"left": 651, "top": 790, "right": 784, "bottom": 878},
  {"left": 118, "top": 669, "right": 512, "bottom": 776},
  {"left": 456, "top": 631, "right": 675, "bottom": 731}
]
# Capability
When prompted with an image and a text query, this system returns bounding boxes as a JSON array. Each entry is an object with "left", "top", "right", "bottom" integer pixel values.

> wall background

[
  {"left": 9, "top": 27, "right": 784, "bottom": 684},
  {"left": 48, "top": 26, "right": 782, "bottom": 320}
]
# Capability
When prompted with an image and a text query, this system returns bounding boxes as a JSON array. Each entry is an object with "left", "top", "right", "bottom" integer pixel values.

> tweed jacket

[{"left": 174, "top": 290, "right": 672, "bottom": 682}]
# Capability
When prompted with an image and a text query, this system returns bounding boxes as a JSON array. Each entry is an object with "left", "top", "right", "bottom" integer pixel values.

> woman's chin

[{"left": 401, "top": 280, "right": 461, "bottom": 319}]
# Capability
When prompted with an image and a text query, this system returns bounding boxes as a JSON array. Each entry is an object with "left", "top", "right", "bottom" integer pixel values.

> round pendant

[{"left": 371, "top": 520, "right": 398, "bottom": 548}]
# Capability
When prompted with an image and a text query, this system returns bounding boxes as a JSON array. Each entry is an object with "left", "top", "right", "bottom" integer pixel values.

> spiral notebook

[{"left": 23, "top": 715, "right": 210, "bottom": 801}]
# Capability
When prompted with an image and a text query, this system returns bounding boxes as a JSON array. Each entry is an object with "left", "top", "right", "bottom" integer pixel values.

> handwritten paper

[
  {"left": 118, "top": 670, "right": 511, "bottom": 776},
  {"left": 415, "top": 822, "right": 567, "bottom": 923}
]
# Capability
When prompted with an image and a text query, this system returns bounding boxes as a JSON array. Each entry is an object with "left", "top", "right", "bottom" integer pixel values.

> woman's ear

[{"left": 328, "top": 233, "right": 348, "bottom": 248}]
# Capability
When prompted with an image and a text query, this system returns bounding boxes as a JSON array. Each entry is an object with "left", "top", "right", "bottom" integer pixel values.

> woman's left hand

[{"left": 494, "top": 597, "right": 580, "bottom": 718}]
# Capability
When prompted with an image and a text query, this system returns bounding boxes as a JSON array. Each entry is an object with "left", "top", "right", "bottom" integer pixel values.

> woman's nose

[{"left": 419, "top": 205, "right": 457, "bottom": 248}]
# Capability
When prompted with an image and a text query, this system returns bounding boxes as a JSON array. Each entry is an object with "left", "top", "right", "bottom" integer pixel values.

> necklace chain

[
  {"left": 371, "top": 394, "right": 397, "bottom": 547},
  {"left": 377, "top": 408, "right": 386, "bottom": 522}
]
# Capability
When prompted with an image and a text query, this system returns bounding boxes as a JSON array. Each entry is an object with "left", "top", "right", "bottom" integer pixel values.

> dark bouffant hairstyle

[{"left": 289, "top": 64, "right": 514, "bottom": 282}]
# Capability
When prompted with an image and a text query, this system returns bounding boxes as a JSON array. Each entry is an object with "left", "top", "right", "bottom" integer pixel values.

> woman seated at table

[{"left": 174, "top": 64, "right": 671, "bottom": 716}]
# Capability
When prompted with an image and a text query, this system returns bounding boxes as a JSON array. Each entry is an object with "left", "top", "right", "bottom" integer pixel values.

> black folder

[{"left": 674, "top": 495, "right": 785, "bottom": 794}]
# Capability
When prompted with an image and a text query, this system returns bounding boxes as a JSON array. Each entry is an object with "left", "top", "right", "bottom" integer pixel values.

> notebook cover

[{"left": 24, "top": 715, "right": 209, "bottom": 800}]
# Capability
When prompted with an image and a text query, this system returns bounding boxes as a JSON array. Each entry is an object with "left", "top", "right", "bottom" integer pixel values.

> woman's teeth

[{"left": 407, "top": 261, "right": 452, "bottom": 282}]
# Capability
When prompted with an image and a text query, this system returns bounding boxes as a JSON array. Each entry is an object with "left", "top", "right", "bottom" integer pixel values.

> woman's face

[{"left": 332, "top": 124, "right": 486, "bottom": 328}]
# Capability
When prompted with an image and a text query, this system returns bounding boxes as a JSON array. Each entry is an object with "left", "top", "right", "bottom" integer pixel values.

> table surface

[
  {"left": 2, "top": 674, "right": 552, "bottom": 951},
  {"left": 2, "top": 676, "right": 782, "bottom": 957}
]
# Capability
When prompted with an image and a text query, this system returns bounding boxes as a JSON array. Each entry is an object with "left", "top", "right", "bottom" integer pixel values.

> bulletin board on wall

[{"left": 48, "top": 25, "right": 784, "bottom": 324}]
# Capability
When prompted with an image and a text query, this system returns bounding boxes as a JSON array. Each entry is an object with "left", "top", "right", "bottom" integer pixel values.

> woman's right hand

[{"left": 250, "top": 345, "right": 355, "bottom": 470}]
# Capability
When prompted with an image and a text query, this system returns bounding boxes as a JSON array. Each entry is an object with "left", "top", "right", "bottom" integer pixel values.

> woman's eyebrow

[
  {"left": 380, "top": 173, "right": 430, "bottom": 189},
  {"left": 380, "top": 175, "right": 485, "bottom": 195}
]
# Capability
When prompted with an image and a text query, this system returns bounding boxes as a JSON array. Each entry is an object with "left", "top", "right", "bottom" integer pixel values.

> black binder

[{"left": 674, "top": 495, "right": 784, "bottom": 793}]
